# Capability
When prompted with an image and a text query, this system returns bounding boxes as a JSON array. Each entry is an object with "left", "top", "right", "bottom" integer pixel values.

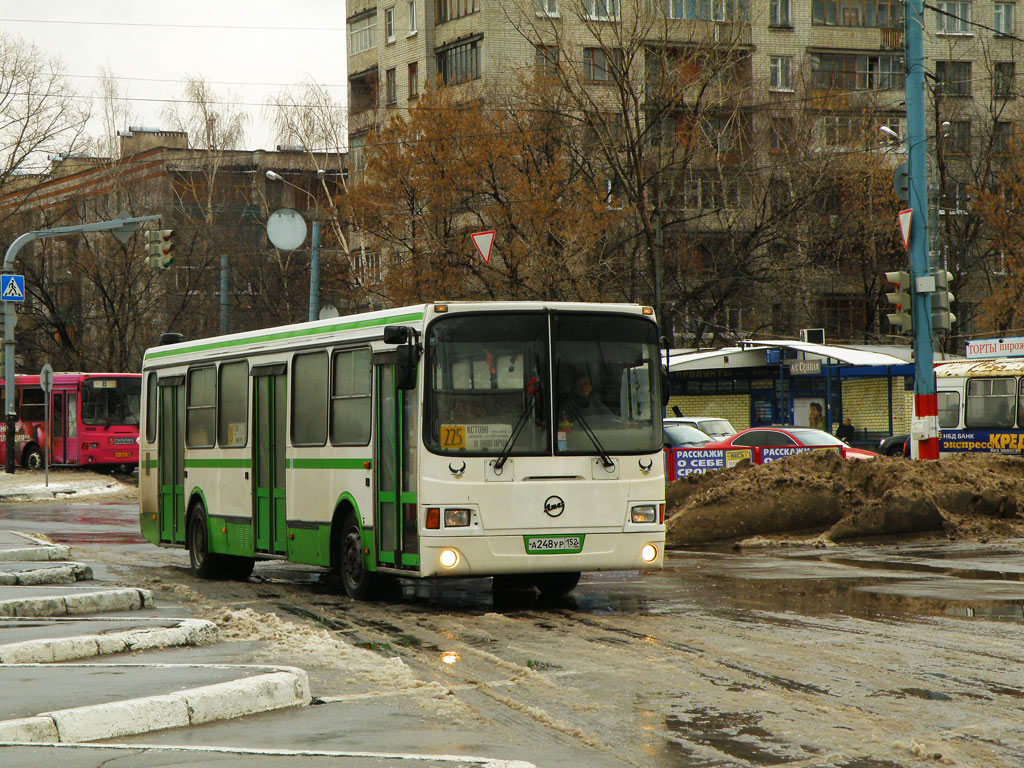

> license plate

[
  {"left": 113, "top": 451, "right": 132, "bottom": 458},
  {"left": 112, "top": 437, "right": 135, "bottom": 445},
  {"left": 524, "top": 535, "right": 584, "bottom": 554}
]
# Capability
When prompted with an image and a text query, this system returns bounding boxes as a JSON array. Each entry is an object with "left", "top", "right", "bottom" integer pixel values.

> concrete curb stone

[
  {"left": 0, "top": 666, "right": 311, "bottom": 743},
  {"left": 0, "top": 563, "right": 93, "bottom": 586},
  {"left": 0, "top": 619, "right": 219, "bottom": 663},
  {"left": 0, "top": 545, "right": 72, "bottom": 563},
  {"left": 0, "top": 587, "right": 152, "bottom": 617}
]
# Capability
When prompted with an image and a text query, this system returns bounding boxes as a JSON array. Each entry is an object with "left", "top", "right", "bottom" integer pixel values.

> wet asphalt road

[{"left": 3, "top": 497, "right": 1024, "bottom": 767}]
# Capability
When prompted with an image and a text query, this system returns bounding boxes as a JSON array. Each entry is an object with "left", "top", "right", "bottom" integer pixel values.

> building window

[
  {"left": 659, "top": 0, "right": 748, "bottom": 20},
  {"left": 385, "top": 68, "right": 397, "bottom": 103},
  {"left": 935, "top": 1, "right": 971, "bottom": 33},
  {"left": 536, "top": 0, "right": 557, "bottom": 14},
  {"left": 770, "top": 0, "right": 790, "bottom": 25},
  {"left": 350, "top": 134, "right": 366, "bottom": 173},
  {"left": 995, "top": 62, "right": 1015, "bottom": 98},
  {"left": 810, "top": 52, "right": 903, "bottom": 90},
  {"left": 385, "top": 7, "right": 395, "bottom": 42},
  {"left": 292, "top": 352, "right": 328, "bottom": 446},
  {"left": 583, "top": 0, "right": 620, "bottom": 20},
  {"left": 769, "top": 117, "right": 794, "bottom": 151},
  {"left": 436, "top": 0, "right": 479, "bottom": 23},
  {"left": 945, "top": 120, "right": 971, "bottom": 153},
  {"left": 408, "top": 61, "right": 419, "bottom": 98},
  {"left": 935, "top": 60, "right": 971, "bottom": 95},
  {"left": 995, "top": 2, "right": 1014, "bottom": 34},
  {"left": 408, "top": 0, "right": 418, "bottom": 32},
  {"left": 349, "top": 13, "right": 377, "bottom": 54},
  {"left": 536, "top": 45, "right": 558, "bottom": 75},
  {"left": 769, "top": 56, "right": 792, "bottom": 90},
  {"left": 812, "top": 0, "right": 903, "bottom": 27},
  {"left": 436, "top": 39, "right": 481, "bottom": 84},
  {"left": 583, "top": 47, "right": 621, "bottom": 82},
  {"left": 993, "top": 121, "right": 1013, "bottom": 154}
]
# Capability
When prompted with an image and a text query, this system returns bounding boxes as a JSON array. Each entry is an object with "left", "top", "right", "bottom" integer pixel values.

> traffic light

[
  {"left": 144, "top": 229, "right": 175, "bottom": 269},
  {"left": 931, "top": 270, "right": 956, "bottom": 332},
  {"left": 885, "top": 270, "right": 913, "bottom": 335}
]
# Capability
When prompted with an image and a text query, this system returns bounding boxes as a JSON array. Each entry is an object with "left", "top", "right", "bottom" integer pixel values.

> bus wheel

[
  {"left": 22, "top": 445, "right": 43, "bottom": 471},
  {"left": 337, "top": 512, "right": 377, "bottom": 600},
  {"left": 188, "top": 504, "right": 223, "bottom": 579},
  {"left": 533, "top": 571, "right": 581, "bottom": 597}
]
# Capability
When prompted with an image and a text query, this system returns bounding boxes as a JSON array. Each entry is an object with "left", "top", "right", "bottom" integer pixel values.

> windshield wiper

[
  {"left": 560, "top": 395, "right": 614, "bottom": 468},
  {"left": 494, "top": 388, "right": 539, "bottom": 472}
]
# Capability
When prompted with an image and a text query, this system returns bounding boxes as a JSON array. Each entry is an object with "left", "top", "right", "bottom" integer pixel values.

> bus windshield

[
  {"left": 426, "top": 313, "right": 550, "bottom": 456},
  {"left": 425, "top": 311, "right": 662, "bottom": 457},
  {"left": 82, "top": 376, "right": 142, "bottom": 427},
  {"left": 553, "top": 313, "right": 662, "bottom": 455}
]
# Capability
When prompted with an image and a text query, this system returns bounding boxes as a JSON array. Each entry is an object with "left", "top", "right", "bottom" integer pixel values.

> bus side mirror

[
  {"left": 395, "top": 345, "right": 417, "bottom": 390},
  {"left": 383, "top": 325, "right": 410, "bottom": 344},
  {"left": 661, "top": 366, "right": 670, "bottom": 406}
]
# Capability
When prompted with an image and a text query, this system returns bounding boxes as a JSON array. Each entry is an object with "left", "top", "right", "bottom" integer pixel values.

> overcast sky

[{"left": 0, "top": 0, "right": 348, "bottom": 153}]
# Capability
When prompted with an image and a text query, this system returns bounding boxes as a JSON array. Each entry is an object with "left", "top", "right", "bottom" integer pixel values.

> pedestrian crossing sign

[{"left": 1, "top": 274, "right": 25, "bottom": 302}]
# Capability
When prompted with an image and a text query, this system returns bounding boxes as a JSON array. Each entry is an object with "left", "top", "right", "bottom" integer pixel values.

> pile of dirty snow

[{"left": 665, "top": 451, "right": 1024, "bottom": 546}]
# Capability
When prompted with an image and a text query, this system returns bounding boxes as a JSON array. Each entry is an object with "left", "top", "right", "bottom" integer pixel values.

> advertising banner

[
  {"left": 940, "top": 431, "right": 1024, "bottom": 453},
  {"left": 759, "top": 446, "right": 842, "bottom": 463},
  {"left": 670, "top": 448, "right": 753, "bottom": 479}
]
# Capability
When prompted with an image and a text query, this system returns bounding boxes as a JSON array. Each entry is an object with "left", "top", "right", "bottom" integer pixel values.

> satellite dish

[
  {"left": 267, "top": 208, "right": 307, "bottom": 251},
  {"left": 319, "top": 304, "right": 340, "bottom": 320}
]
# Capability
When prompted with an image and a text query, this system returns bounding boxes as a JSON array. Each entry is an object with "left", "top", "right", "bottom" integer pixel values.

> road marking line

[{"left": 0, "top": 741, "right": 537, "bottom": 766}]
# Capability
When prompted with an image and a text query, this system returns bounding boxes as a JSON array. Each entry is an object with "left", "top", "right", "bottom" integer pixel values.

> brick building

[{"left": 0, "top": 128, "right": 345, "bottom": 373}]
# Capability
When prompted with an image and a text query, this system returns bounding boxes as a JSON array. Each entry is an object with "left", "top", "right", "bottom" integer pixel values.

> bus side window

[{"left": 937, "top": 391, "right": 960, "bottom": 429}]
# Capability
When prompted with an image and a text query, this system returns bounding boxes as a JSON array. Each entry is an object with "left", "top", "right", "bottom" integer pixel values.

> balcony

[{"left": 880, "top": 27, "right": 903, "bottom": 50}]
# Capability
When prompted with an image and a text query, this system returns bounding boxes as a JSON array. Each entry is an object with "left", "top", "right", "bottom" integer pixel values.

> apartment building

[{"left": 347, "top": 0, "right": 1021, "bottom": 344}]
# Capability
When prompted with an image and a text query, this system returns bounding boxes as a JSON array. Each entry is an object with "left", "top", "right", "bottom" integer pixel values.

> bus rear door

[
  {"left": 158, "top": 377, "right": 186, "bottom": 544},
  {"left": 252, "top": 366, "right": 287, "bottom": 557}
]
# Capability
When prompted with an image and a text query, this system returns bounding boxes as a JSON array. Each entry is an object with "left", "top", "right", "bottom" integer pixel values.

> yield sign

[
  {"left": 897, "top": 208, "right": 912, "bottom": 251},
  {"left": 471, "top": 230, "right": 495, "bottom": 265}
]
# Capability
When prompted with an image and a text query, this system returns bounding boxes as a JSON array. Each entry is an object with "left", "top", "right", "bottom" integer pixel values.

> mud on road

[{"left": 111, "top": 542, "right": 1024, "bottom": 768}]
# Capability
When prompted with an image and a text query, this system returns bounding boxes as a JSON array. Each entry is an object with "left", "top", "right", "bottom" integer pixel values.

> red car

[{"left": 703, "top": 427, "right": 878, "bottom": 461}]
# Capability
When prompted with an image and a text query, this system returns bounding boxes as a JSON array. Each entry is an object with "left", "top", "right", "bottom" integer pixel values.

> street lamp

[{"left": 266, "top": 170, "right": 323, "bottom": 323}]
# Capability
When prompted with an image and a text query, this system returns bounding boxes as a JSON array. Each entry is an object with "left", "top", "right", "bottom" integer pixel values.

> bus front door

[
  {"left": 373, "top": 360, "right": 418, "bottom": 571},
  {"left": 50, "top": 391, "right": 66, "bottom": 464},
  {"left": 158, "top": 380, "right": 185, "bottom": 545},
  {"left": 253, "top": 370, "right": 287, "bottom": 556}
]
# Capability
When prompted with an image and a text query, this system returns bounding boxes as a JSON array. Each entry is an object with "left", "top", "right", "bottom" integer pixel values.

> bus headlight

[
  {"left": 439, "top": 548, "right": 460, "bottom": 568},
  {"left": 640, "top": 544, "right": 658, "bottom": 563},
  {"left": 631, "top": 504, "right": 657, "bottom": 524},
  {"left": 444, "top": 508, "right": 471, "bottom": 527}
]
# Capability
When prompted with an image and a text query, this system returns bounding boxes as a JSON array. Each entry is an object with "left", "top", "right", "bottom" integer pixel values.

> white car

[{"left": 664, "top": 416, "right": 736, "bottom": 440}]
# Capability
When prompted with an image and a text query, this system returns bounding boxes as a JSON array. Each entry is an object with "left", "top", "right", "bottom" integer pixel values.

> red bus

[{"left": 0, "top": 373, "right": 141, "bottom": 472}]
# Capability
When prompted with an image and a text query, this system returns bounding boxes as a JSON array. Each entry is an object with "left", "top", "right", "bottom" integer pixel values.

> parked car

[
  {"left": 878, "top": 434, "right": 910, "bottom": 457},
  {"left": 664, "top": 416, "right": 736, "bottom": 440},
  {"left": 663, "top": 423, "right": 714, "bottom": 449},
  {"left": 703, "top": 427, "right": 879, "bottom": 460}
]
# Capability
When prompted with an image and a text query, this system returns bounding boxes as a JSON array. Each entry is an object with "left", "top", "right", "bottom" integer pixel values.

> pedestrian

[{"left": 835, "top": 416, "right": 855, "bottom": 444}]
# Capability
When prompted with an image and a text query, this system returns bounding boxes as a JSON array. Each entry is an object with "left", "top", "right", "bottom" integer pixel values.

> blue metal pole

[
  {"left": 220, "top": 253, "right": 228, "bottom": 336},
  {"left": 309, "top": 220, "right": 321, "bottom": 323},
  {"left": 905, "top": 0, "right": 939, "bottom": 459}
]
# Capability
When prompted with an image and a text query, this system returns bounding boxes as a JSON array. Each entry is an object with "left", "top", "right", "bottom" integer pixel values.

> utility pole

[
  {"left": 2, "top": 214, "right": 159, "bottom": 472},
  {"left": 904, "top": 0, "right": 939, "bottom": 459}
]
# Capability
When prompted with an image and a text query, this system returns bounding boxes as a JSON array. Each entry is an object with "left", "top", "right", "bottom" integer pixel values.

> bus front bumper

[{"left": 417, "top": 531, "right": 665, "bottom": 578}]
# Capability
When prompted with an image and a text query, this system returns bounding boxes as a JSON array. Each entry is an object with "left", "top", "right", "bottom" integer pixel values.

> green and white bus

[{"left": 139, "top": 301, "right": 666, "bottom": 599}]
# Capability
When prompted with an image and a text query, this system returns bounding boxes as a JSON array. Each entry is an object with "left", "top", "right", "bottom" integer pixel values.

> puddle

[{"left": 664, "top": 708, "right": 793, "bottom": 766}]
